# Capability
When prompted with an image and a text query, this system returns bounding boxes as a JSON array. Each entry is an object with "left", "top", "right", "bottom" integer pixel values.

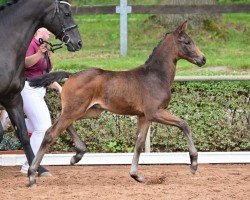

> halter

[
  {"left": 50, "top": 0, "right": 78, "bottom": 44},
  {"left": 40, "top": 0, "right": 78, "bottom": 52}
]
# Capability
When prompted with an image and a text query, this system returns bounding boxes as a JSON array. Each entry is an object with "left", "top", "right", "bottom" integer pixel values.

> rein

[{"left": 38, "top": 38, "right": 64, "bottom": 53}]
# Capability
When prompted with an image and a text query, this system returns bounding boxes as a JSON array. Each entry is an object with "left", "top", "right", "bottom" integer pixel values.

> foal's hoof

[
  {"left": 70, "top": 156, "right": 77, "bottom": 165},
  {"left": 28, "top": 176, "right": 37, "bottom": 188},
  {"left": 190, "top": 165, "right": 198, "bottom": 174},
  {"left": 29, "top": 183, "right": 37, "bottom": 188},
  {"left": 130, "top": 174, "right": 146, "bottom": 183},
  {"left": 70, "top": 154, "right": 84, "bottom": 165},
  {"left": 190, "top": 154, "right": 198, "bottom": 174}
]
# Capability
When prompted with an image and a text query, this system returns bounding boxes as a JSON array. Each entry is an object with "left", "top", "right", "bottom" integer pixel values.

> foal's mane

[
  {"left": 145, "top": 32, "right": 171, "bottom": 65},
  {"left": 0, "top": 0, "right": 19, "bottom": 12}
]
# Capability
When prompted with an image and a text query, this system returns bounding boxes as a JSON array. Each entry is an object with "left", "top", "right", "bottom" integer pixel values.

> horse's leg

[
  {"left": 66, "top": 125, "right": 87, "bottom": 165},
  {"left": 130, "top": 116, "right": 150, "bottom": 183},
  {"left": 5, "top": 102, "right": 49, "bottom": 175},
  {"left": 68, "top": 107, "right": 103, "bottom": 165},
  {"left": 4, "top": 104, "right": 33, "bottom": 160},
  {"left": 148, "top": 109, "right": 198, "bottom": 173},
  {"left": 0, "top": 121, "right": 3, "bottom": 142},
  {"left": 28, "top": 115, "right": 73, "bottom": 187}
]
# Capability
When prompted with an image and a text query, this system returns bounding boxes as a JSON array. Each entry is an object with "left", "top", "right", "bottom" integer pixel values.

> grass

[{"left": 50, "top": 13, "right": 250, "bottom": 76}]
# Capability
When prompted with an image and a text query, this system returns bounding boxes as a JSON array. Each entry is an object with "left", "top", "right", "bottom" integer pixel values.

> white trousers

[{"left": 21, "top": 81, "right": 52, "bottom": 155}]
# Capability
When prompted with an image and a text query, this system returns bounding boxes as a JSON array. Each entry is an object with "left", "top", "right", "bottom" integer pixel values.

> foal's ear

[{"left": 174, "top": 20, "right": 188, "bottom": 34}]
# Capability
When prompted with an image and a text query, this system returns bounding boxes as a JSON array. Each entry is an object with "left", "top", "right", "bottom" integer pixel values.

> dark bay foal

[{"left": 28, "top": 21, "right": 206, "bottom": 187}]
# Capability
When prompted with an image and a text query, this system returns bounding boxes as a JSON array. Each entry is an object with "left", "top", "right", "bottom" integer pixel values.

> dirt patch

[{"left": 0, "top": 164, "right": 249, "bottom": 200}]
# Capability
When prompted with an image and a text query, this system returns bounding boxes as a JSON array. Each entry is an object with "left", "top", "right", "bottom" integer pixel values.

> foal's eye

[{"left": 184, "top": 40, "right": 191, "bottom": 45}]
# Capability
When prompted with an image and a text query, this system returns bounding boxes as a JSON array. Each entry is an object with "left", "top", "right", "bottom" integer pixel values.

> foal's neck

[{"left": 145, "top": 36, "right": 178, "bottom": 85}]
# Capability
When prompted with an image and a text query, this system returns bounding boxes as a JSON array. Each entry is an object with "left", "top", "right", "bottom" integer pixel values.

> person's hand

[
  {"left": 39, "top": 44, "right": 48, "bottom": 54},
  {"left": 50, "top": 82, "right": 62, "bottom": 93},
  {"left": 58, "top": 87, "right": 62, "bottom": 93}
]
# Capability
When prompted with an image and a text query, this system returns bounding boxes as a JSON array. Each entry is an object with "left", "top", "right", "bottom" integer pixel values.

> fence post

[{"left": 116, "top": 0, "right": 132, "bottom": 56}]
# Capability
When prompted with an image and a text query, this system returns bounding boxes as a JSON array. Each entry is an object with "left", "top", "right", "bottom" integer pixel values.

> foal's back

[{"left": 62, "top": 66, "right": 169, "bottom": 117}]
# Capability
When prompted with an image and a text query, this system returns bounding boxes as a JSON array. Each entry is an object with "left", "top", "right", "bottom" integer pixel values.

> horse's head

[
  {"left": 172, "top": 21, "right": 206, "bottom": 67},
  {"left": 40, "top": 0, "right": 82, "bottom": 52}
]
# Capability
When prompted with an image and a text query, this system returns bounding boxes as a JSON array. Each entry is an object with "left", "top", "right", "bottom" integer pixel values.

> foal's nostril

[
  {"left": 78, "top": 40, "right": 83, "bottom": 48},
  {"left": 202, "top": 56, "right": 206, "bottom": 64}
]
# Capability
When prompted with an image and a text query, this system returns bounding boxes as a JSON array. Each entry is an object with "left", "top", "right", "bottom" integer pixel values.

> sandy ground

[{"left": 0, "top": 164, "right": 249, "bottom": 200}]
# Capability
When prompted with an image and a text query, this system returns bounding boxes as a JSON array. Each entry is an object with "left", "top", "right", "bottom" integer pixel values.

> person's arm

[
  {"left": 25, "top": 51, "right": 44, "bottom": 68},
  {"left": 49, "top": 81, "right": 62, "bottom": 93},
  {"left": 25, "top": 44, "right": 47, "bottom": 68}
]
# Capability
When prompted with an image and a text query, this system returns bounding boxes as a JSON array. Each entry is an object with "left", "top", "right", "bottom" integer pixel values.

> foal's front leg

[
  {"left": 130, "top": 116, "right": 150, "bottom": 183},
  {"left": 29, "top": 116, "right": 72, "bottom": 187},
  {"left": 149, "top": 109, "right": 198, "bottom": 173}
]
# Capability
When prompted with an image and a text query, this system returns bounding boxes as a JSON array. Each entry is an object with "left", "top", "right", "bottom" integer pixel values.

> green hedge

[
  {"left": 46, "top": 81, "right": 250, "bottom": 153},
  {"left": 1, "top": 81, "right": 249, "bottom": 152}
]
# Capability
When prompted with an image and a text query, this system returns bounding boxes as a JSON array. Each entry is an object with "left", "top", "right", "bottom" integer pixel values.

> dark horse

[
  {"left": 28, "top": 21, "right": 206, "bottom": 187},
  {"left": 0, "top": 0, "right": 82, "bottom": 175}
]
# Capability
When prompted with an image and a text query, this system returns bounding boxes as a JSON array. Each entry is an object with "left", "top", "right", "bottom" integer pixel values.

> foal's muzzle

[{"left": 195, "top": 56, "right": 206, "bottom": 67}]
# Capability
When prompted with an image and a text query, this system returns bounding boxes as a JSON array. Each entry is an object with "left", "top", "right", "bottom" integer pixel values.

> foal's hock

[{"left": 28, "top": 21, "right": 206, "bottom": 187}]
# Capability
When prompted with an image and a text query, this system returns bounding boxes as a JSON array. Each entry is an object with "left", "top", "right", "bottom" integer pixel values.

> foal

[{"left": 28, "top": 21, "right": 206, "bottom": 187}]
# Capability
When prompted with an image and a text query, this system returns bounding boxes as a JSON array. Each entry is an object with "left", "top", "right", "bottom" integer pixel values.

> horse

[
  {"left": 0, "top": 0, "right": 82, "bottom": 176},
  {"left": 28, "top": 21, "right": 206, "bottom": 187}
]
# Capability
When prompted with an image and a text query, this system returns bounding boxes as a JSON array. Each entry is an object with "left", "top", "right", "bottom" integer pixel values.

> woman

[{"left": 21, "top": 28, "right": 62, "bottom": 175}]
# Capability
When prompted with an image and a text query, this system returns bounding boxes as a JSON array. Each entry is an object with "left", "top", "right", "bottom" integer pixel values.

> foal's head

[{"left": 170, "top": 21, "right": 206, "bottom": 67}]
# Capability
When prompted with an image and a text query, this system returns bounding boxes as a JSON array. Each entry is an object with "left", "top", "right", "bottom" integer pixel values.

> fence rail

[
  {"left": 1, "top": 152, "right": 250, "bottom": 166},
  {"left": 174, "top": 75, "right": 250, "bottom": 82},
  {"left": 72, "top": 4, "right": 250, "bottom": 15}
]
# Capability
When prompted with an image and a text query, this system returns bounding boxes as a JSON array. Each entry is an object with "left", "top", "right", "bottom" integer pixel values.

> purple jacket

[{"left": 25, "top": 38, "right": 51, "bottom": 78}]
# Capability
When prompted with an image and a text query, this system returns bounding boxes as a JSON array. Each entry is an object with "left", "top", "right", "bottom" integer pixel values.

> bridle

[
  {"left": 41, "top": 0, "right": 78, "bottom": 52},
  {"left": 52, "top": 0, "right": 78, "bottom": 44}
]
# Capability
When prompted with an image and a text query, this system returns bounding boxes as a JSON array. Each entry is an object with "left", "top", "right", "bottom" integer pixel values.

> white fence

[{"left": 1, "top": 152, "right": 250, "bottom": 166}]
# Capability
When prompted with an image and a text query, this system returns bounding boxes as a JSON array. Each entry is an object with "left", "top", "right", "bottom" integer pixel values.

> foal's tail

[{"left": 28, "top": 71, "right": 72, "bottom": 88}]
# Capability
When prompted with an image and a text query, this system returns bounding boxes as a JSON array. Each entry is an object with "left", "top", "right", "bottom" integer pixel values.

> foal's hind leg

[
  {"left": 68, "top": 108, "right": 103, "bottom": 165},
  {"left": 66, "top": 125, "right": 87, "bottom": 165},
  {"left": 148, "top": 109, "right": 198, "bottom": 173},
  {"left": 130, "top": 116, "right": 150, "bottom": 183}
]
